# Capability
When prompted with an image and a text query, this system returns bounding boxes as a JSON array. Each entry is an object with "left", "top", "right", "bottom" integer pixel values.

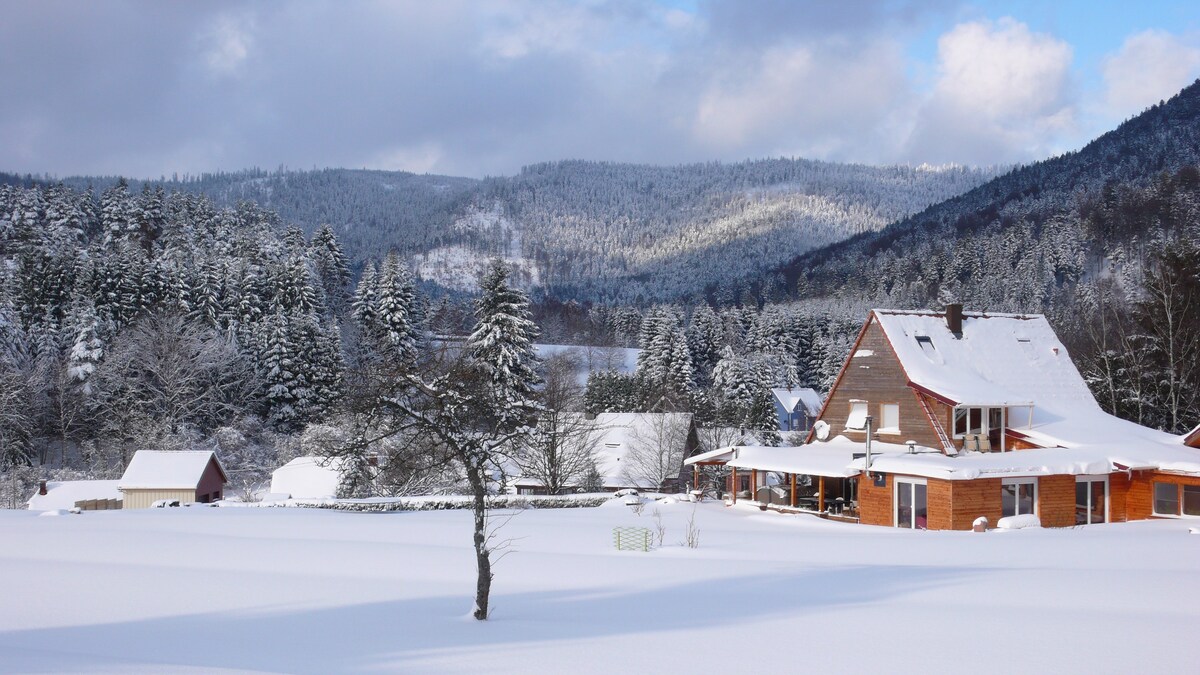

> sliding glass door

[
  {"left": 1075, "top": 476, "right": 1108, "bottom": 525},
  {"left": 896, "top": 479, "right": 928, "bottom": 530}
]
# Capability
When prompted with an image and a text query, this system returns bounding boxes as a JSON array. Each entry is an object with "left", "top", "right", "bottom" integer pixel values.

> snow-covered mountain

[{"left": 28, "top": 158, "right": 997, "bottom": 303}]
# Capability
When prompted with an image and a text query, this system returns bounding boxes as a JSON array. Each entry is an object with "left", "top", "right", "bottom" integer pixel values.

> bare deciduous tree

[
  {"left": 93, "top": 314, "right": 260, "bottom": 459},
  {"left": 621, "top": 413, "right": 692, "bottom": 491}
]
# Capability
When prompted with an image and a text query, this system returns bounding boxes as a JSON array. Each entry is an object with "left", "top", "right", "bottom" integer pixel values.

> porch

[{"left": 686, "top": 445, "right": 861, "bottom": 521}]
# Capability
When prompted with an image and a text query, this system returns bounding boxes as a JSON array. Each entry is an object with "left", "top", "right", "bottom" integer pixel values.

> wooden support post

[
  {"left": 730, "top": 467, "right": 737, "bottom": 503},
  {"left": 752, "top": 470, "right": 758, "bottom": 501},
  {"left": 693, "top": 464, "right": 699, "bottom": 491},
  {"left": 818, "top": 475, "right": 826, "bottom": 513},
  {"left": 790, "top": 473, "right": 797, "bottom": 508}
]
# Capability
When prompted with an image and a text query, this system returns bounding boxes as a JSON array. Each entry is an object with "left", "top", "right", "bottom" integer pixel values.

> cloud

[
  {"left": 201, "top": 12, "right": 255, "bottom": 77},
  {"left": 903, "top": 18, "right": 1076, "bottom": 166},
  {"left": 1102, "top": 30, "right": 1200, "bottom": 119},
  {"left": 691, "top": 40, "right": 909, "bottom": 159},
  {"left": 0, "top": 1, "right": 1122, "bottom": 179}
]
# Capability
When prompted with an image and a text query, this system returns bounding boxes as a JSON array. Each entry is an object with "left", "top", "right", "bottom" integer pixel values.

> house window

[
  {"left": 953, "top": 407, "right": 984, "bottom": 436},
  {"left": 915, "top": 335, "right": 936, "bottom": 360},
  {"left": 1075, "top": 476, "right": 1107, "bottom": 525},
  {"left": 846, "top": 401, "right": 868, "bottom": 430},
  {"left": 879, "top": 404, "right": 900, "bottom": 433},
  {"left": 1001, "top": 478, "right": 1037, "bottom": 517},
  {"left": 1154, "top": 482, "right": 1200, "bottom": 516},
  {"left": 1153, "top": 482, "right": 1179, "bottom": 515}
]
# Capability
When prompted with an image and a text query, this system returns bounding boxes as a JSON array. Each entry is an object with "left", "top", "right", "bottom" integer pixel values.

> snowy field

[{"left": 1, "top": 502, "right": 1198, "bottom": 674}]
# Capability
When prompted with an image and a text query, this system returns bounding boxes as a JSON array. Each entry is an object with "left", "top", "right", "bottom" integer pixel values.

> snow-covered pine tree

[
  {"left": 309, "top": 224, "right": 351, "bottom": 311},
  {"left": 375, "top": 253, "right": 420, "bottom": 366},
  {"left": 66, "top": 303, "right": 104, "bottom": 397},
  {"left": 468, "top": 259, "right": 542, "bottom": 424},
  {"left": 352, "top": 262, "right": 379, "bottom": 332},
  {"left": 259, "top": 311, "right": 302, "bottom": 432}
]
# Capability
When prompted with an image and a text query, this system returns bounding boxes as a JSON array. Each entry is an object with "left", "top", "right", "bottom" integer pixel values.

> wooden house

[
  {"left": 118, "top": 450, "right": 228, "bottom": 509},
  {"left": 771, "top": 387, "right": 822, "bottom": 433},
  {"left": 687, "top": 306, "right": 1200, "bottom": 529}
]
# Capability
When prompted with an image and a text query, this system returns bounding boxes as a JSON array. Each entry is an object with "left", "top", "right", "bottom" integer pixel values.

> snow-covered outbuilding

[
  {"left": 118, "top": 450, "right": 228, "bottom": 509},
  {"left": 689, "top": 306, "right": 1200, "bottom": 529},
  {"left": 270, "top": 456, "right": 348, "bottom": 499},
  {"left": 27, "top": 480, "right": 122, "bottom": 511},
  {"left": 510, "top": 412, "right": 699, "bottom": 494}
]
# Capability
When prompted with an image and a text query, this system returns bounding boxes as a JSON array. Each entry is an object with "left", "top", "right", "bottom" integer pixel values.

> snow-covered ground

[{"left": 1, "top": 502, "right": 1197, "bottom": 674}]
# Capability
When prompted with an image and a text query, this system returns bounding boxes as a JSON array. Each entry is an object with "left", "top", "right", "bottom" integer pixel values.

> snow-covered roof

[
  {"left": 118, "top": 450, "right": 226, "bottom": 490},
  {"left": 868, "top": 309, "right": 1199, "bottom": 458},
  {"left": 592, "top": 412, "right": 693, "bottom": 489},
  {"left": 873, "top": 309, "right": 1092, "bottom": 409},
  {"left": 772, "top": 388, "right": 822, "bottom": 415},
  {"left": 686, "top": 446, "right": 737, "bottom": 465},
  {"left": 270, "top": 456, "right": 347, "bottom": 499},
  {"left": 725, "top": 445, "right": 860, "bottom": 478},
  {"left": 26, "top": 480, "right": 121, "bottom": 511},
  {"left": 850, "top": 440, "right": 1200, "bottom": 480},
  {"left": 699, "top": 426, "right": 1200, "bottom": 480},
  {"left": 1184, "top": 423, "right": 1200, "bottom": 449}
]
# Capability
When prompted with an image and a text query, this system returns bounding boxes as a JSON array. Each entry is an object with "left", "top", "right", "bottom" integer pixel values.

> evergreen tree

[
  {"left": 375, "top": 253, "right": 420, "bottom": 366},
  {"left": 468, "top": 260, "right": 542, "bottom": 424}
]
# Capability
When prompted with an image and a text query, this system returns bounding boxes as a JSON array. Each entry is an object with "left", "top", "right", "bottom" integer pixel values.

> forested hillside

[
  {"left": 764, "top": 79, "right": 1200, "bottom": 435},
  {"left": 14, "top": 158, "right": 997, "bottom": 304}
]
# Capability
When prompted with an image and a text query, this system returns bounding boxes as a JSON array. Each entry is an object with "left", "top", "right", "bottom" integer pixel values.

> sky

[{"left": 2, "top": 0, "right": 1199, "bottom": 179}]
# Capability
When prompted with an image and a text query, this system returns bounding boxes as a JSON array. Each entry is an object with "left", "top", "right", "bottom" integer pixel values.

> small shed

[{"left": 118, "top": 450, "right": 228, "bottom": 509}]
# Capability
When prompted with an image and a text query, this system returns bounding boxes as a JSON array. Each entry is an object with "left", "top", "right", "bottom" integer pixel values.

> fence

[{"left": 612, "top": 526, "right": 652, "bottom": 552}]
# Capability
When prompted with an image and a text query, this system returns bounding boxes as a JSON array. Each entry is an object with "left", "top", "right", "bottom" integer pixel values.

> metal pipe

[{"left": 865, "top": 415, "right": 874, "bottom": 470}]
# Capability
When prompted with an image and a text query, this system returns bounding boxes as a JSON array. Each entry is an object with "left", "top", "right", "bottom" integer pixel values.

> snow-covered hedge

[{"left": 241, "top": 493, "right": 613, "bottom": 512}]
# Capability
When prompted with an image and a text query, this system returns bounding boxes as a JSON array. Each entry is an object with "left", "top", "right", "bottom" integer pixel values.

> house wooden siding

[
  {"left": 857, "top": 474, "right": 1080, "bottom": 530},
  {"left": 122, "top": 489, "right": 199, "bottom": 510},
  {"left": 943, "top": 478, "right": 1002, "bottom": 530},
  {"left": 1037, "top": 475, "right": 1076, "bottom": 528},
  {"left": 1125, "top": 471, "right": 1200, "bottom": 520},
  {"left": 815, "top": 318, "right": 944, "bottom": 450},
  {"left": 856, "top": 472, "right": 893, "bottom": 527}
]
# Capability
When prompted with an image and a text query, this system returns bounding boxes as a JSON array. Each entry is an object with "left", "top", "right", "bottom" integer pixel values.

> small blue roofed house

[{"left": 772, "top": 387, "right": 823, "bottom": 433}]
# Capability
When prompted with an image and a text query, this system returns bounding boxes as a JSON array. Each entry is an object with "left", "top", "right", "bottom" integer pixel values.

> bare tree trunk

[{"left": 465, "top": 461, "right": 492, "bottom": 620}]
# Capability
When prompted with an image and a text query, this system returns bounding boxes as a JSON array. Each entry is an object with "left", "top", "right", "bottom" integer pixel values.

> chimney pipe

[
  {"left": 946, "top": 303, "right": 963, "bottom": 336},
  {"left": 38, "top": 481, "right": 47, "bottom": 496},
  {"left": 864, "top": 416, "right": 874, "bottom": 469}
]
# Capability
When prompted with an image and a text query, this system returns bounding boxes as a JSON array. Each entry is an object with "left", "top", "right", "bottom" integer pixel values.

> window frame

[
  {"left": 894, "top": 477, "right": 928, "bottom": 530},
  {"left": 878, "top": 403, "right": 900, "bottom": 434},
  {"left": 1152, "top": 482, "right": 1200, "bottom": 517},
  {"left": 846, "top": 400, "right": 869, "bottom": 431},
  {"left": 1001, "top": 477, "right": 1038, "bottom": 518},
  {"left": 1074, "top": 475, "right": 1108, "bottom": 525}
]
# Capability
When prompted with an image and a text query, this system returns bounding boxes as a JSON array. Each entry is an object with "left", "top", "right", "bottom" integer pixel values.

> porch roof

[
  {"left": 724, "top": 445, "right": 860, "bottom": 478},
  {"left": 685, "top": 447, "right": 737, "bottom": 465}
]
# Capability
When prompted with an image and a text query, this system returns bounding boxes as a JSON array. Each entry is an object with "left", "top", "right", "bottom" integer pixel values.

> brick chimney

[
  {"left": 38, "top": 481, "right": 47, "bottom": 496},
  {"left": 945, "top": 303, "right": 963, "bottom": 336}
]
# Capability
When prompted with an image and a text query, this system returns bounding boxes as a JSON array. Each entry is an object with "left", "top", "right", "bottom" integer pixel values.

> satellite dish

[{"left": 814, "top": 420, "right": 830, "bottom": 442}]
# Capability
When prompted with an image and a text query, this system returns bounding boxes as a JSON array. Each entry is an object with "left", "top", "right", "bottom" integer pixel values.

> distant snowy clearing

[{"left": 1, "top": 503, "right": 1198, "bottom": 673}]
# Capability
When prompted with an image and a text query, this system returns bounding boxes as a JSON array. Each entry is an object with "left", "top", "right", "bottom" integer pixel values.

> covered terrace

[{"left": 685, "top": 445, "right": 861, "bottom": 519}]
